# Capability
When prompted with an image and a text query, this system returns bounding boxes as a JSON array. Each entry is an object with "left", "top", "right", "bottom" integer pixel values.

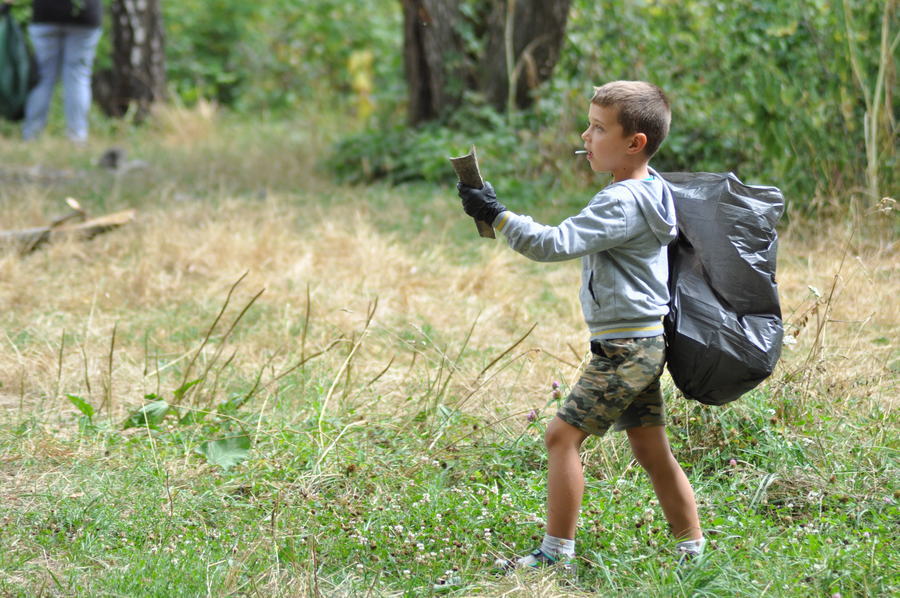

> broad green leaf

[
  {"left": 123, "top": 400, "right": 171, "bottom": 429},
  {"left": 196, "top": 435, "right": 251, "bottom": 470},
  {"left": 66, "top": 394, "right": 94, "bottom": 418},
  {"left": 173, "top": 379, "right": 203, "bottom": 402},
  {"left": 217, "top": 393, "right": 247, "bottom": 415},
  {"left": 178, "top": 410, "right": 207, "bottom": 426}
]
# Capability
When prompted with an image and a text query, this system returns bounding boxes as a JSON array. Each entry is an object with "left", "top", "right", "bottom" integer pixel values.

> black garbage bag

[
  {"left": 0, "top": 3, "right": 34, "bottom": 121},
  {"left": 661, "top": 172, "right": 784, "bottom": 406}
]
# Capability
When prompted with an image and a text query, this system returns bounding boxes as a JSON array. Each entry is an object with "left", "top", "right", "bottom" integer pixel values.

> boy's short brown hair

[{"left": 591, "top": 81, "right": 671, "bottom": 157}]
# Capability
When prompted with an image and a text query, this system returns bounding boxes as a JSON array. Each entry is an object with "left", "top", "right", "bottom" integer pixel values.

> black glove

[{"left": 457, "top": 181, "right": 507, "bottom": 224}]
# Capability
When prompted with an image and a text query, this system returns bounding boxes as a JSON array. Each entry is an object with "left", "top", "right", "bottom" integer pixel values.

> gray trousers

[{"left": 23, "top": 23, "right": 102, "bottom": 142}]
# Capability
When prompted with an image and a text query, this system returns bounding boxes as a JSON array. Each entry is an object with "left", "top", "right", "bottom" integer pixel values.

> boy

[{"left": 457, "top": 81, "right": 704, "bottom": 570}]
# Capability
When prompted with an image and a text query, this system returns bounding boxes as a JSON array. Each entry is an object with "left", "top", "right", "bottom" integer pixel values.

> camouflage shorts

[{"left": 558, "top": 336, "right": 666, "bottom": 436}]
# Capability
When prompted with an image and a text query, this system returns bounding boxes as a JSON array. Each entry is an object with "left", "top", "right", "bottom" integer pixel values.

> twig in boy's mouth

[{"left": 574, "top": 150, "right": 588, "bottom": 155}]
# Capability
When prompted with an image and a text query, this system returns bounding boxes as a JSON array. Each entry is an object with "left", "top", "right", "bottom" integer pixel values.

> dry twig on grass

[{"left": 0, "top": 198, "right": 136, "bottom": 255}]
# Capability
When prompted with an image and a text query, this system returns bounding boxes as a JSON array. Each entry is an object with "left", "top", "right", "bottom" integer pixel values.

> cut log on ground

[{"left": 0, "top": 209, "right": 137, "bottom": 255}]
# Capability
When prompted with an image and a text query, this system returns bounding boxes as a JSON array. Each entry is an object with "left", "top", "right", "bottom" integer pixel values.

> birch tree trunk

[{"left": 95, "top": 0, "right": 166, "bottom": 119}]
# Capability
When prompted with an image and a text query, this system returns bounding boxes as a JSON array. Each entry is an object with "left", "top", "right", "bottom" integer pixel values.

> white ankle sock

[
  {"left": 540, "top": 534, "right": 576, "bottom": 559},
  {"left": 676, "top": 537, "right": 706, "bottom": 555}
]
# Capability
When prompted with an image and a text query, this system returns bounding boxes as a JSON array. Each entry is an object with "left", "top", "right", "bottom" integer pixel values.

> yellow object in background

[{"left": 348, "top": 49, "right": 374, "bottom": 122}]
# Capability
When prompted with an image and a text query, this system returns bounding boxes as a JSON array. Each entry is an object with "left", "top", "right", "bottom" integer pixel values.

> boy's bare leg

[
  {"left": 626, "top": 425, "right": 702, "bottom": 540},
  {"left": 544, "top": 416, "right": 590, "bottom": 539}
]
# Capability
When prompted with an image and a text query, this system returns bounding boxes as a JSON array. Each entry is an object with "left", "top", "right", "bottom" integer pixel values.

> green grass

[{"left": 1, "top": 390, "right": 896, "bottom": 597}]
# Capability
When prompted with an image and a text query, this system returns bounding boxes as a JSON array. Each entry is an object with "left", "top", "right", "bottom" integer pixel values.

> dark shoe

[{"left": 495, "top": 548, "right": 576, "bottom": 576}]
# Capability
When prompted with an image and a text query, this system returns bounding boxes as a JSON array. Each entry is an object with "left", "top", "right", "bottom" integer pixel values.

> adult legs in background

[
  {"left": 23, "top": 23, "right": 101, "bottom": 142},
  {"left": 61, "top": 25, "right": 101, "bottom": 142},
  {"left": 23, "top": 23, "right": 63, "bottom": 140}
]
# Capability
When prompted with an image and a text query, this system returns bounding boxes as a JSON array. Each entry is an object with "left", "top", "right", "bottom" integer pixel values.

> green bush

[
  {"left": 321, "top": 0, "right": 893, "bottom": 211},
  {"left": 558, "top": 0, "right": 892, "bottom": 207},
  {"left": 162, "top": 0, "right": 402, "bottom": 112},
  {"left": 29, "top": 0, "right": 883, "bottom": 210},
  {"left": 325, "top": 99, "right": 583, "bottom": 211}
]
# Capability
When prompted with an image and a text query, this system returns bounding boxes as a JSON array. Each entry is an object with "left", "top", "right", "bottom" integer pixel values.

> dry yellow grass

[
  {"left": 0, "top": 194, "right": 581, "bottom": 423},
  {"left": 775, "top": 218, "right": 898, "bottom": 407},
  {"left": 1, "top": 101, "right": 897, "bottom": 430},
  {"left": 0, "top": 179, "right": 896, "bottom": 434},
  {"left": 150, "top": 99, "right": 219, "bottom": 147}
]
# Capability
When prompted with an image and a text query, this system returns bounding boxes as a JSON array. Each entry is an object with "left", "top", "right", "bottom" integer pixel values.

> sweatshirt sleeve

[{"left": 492, "top": 191, "right": 629, "bottom": 262}]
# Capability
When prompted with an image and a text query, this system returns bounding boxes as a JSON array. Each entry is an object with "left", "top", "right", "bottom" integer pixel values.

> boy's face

[{"left": 580, "top": 103, "right": 638, "bottom": 174}]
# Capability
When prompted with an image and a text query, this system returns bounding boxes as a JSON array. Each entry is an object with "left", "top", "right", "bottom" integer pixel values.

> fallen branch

[{"left": 0, "top": 207, "right": 137, "bottom": 255}]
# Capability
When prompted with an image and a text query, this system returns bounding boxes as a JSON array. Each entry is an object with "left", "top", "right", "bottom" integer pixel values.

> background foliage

[
  {"left": 561, "top": 0, "right": 896, "bottom": 205},
  {"left": 7, "top": 0, "right": 896, "bottom": 208},
  {"left": 331, "top": 0, "right": 893, "bottom": 211},
  {"left": 162, "top": 0, "right": 403, "bottom": 112}
]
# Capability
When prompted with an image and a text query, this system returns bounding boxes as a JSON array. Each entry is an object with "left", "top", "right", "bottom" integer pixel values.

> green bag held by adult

[{"left": 0, "top": 3, "right": 33, "bottom": 121}]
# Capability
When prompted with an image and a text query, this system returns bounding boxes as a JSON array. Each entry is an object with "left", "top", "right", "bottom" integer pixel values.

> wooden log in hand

[{"left": 449, "top": 146, "right": 495, "bottom": 239}]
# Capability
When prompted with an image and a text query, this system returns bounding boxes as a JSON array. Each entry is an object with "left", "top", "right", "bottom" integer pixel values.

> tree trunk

[
  {"left": 400, "top": 0, "right": 571, "bottom": 125},
  {"left": 95, "top": 0, "right": 166, "bottom": 119},
  {"left": 480, "top": 0, "right": 572, "bottom": 112},
  {"left": 401, "top": 0, "right": 468, "bottom": 125}
]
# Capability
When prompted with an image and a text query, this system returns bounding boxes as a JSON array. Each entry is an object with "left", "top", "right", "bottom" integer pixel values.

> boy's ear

[{"left": 627, "top": 133, "right": 648, "bottom": 154}]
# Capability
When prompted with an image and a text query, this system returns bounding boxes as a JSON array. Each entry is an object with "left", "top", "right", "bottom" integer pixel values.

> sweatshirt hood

[{"left": 626, "top": 167, "right": 677, "bottom": 245}]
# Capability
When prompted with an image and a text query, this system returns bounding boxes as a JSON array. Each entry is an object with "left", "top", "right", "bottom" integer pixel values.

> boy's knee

[
  {"left": 544, "top": 416, "right": 587, "bottom": 452},
  {"left": 627, "top": 426, "right": 674, "bottom": 470},
  {"left": 544, "top": 426, "right": 562, "bottom": 451},
  {"left": 633, "top": 444, "right": 677, "bottom": 475},
  {"left": 628, "top": 437, "right": 669, "bottom": 471},
  {"left": 630, "top": 443, "right": 656, "bottom": 470}
]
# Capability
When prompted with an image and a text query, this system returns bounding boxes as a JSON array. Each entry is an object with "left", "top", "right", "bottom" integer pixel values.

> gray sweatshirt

[{"left": 492, "top": 171, "right": 677, "bottom": 340}]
